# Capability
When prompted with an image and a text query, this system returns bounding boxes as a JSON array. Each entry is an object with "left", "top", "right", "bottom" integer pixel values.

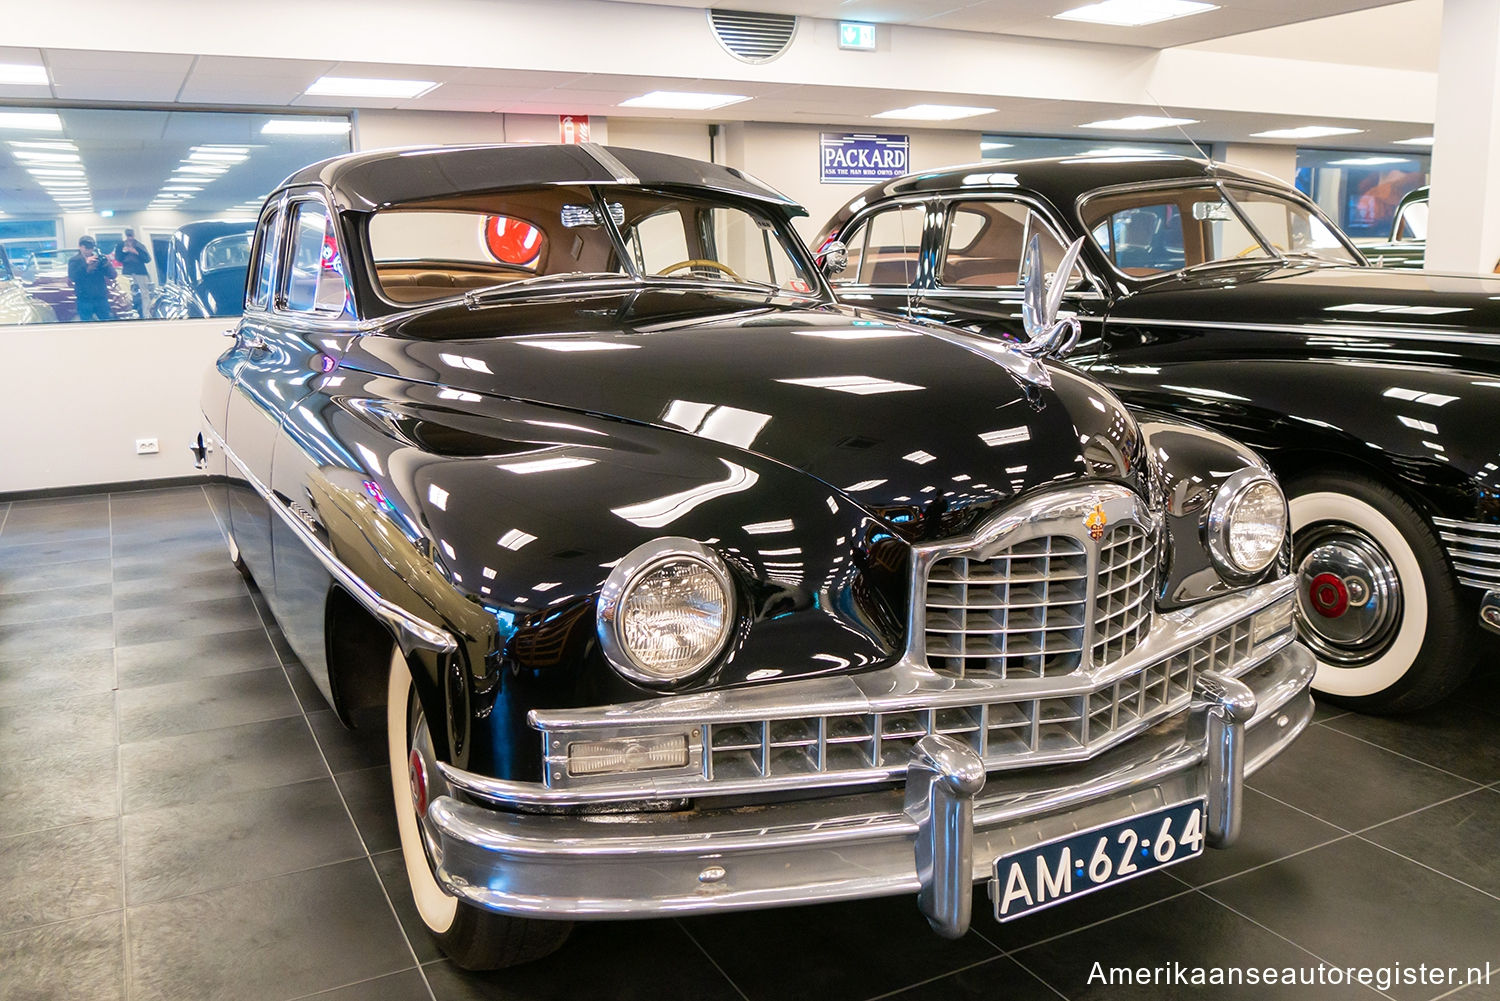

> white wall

[
  {"left": 352, "top": 110, "right": 610, "bottom": 149},
  {"left": 0, "top": 319, "right": 225, "bottom": 493},
  {"left": 1211, "top": 143, "right": 1299, "bottom": 186}
]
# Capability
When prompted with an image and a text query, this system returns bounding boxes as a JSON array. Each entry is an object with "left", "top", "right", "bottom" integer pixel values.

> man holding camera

[{"left": 68, "top": 235, "right": 117, "bottom": 322}]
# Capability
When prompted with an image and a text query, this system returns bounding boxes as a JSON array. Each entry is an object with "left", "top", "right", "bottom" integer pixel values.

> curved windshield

[
  {"left": 366, "top": 185, "right": 816, "bottom": 305},
  {"left": 1082, "top": 183, "right": 1358, "bottom": 277}
]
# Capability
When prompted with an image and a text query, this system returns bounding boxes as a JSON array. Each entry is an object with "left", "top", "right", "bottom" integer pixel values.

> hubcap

[
  {"left": 406, "top": 702, "right": 448, "bottom": 859},
  {"left": 1294, "top": 525, "right": 1402, "bottom": 666}
]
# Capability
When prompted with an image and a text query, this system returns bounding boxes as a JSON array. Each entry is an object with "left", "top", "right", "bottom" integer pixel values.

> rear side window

[
  {"left": 940, "top": 200, "right": 1082, "bottom": 288},
  {"left": 248, "top": 208, "right": 279, "bottom": 310},
  {"left": 838, "top": 205, "right": 924, "bottom": 287},
  {"left": 284, "top": 201, "right": 350, "bottom": 314}
]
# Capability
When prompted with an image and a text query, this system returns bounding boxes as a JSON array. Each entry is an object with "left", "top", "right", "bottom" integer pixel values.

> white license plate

[{"left": 992, "top": 799, "right": 1206, "bottom": 921}]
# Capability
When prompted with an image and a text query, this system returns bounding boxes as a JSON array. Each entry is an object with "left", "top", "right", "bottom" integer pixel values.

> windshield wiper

[{"left": 462, "top": 271, "right": 635, "bottom": 307}]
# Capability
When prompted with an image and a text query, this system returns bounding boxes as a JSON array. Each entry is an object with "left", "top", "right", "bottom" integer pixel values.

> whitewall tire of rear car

[{"left": 387, "top": 647, "right": 458, "bottom": 933}]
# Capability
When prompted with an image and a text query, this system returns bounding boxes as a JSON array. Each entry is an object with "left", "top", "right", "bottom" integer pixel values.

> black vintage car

[
  {"left": 817, "top": 155, "right": 1500, "bottom": 713},
  {"left": 200, "top": 143, "right": 1312, "bottom": 970},
  {"left": 151, "top": 219, "right": 256, "bottom": 318}
]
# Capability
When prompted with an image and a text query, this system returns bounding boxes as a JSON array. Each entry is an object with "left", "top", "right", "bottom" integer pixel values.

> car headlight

[
  {"left": 596, "top": 538, "right": 734, "bottom": 685},
  {"left": 1206, "top": 468, "right": 1287, "bottom": 577}
]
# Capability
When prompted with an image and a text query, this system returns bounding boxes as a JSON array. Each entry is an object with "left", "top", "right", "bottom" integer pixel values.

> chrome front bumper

[{"left": 427, "top": 642, "right": 1314, "bottom": 935}]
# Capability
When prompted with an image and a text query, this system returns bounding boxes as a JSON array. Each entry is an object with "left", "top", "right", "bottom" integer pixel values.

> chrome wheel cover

[{"left": 1294, "top": 523, "right": 1402, "bottom": 666}]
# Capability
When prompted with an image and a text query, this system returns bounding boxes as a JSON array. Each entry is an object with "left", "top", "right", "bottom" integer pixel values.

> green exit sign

[{"left": 838, "top": 21, "right": 876, "bottom": 51}]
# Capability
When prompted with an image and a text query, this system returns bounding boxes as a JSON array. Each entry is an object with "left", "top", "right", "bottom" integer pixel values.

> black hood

[{"left": 341, "top": 288, "right": 1144, "bottom": 540}]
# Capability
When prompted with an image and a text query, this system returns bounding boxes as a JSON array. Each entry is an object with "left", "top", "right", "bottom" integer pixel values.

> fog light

[
  {"left": 567, "top": 734, "right": 690, "bottom": 777},
  {"left": 1252, "top": 598, "right": 1295, "bottom": 645}
]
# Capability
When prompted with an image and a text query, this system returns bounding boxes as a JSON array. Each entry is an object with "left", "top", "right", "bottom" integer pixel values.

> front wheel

[
  {"left": 1288, "top": 473, "right": 1474, "bottom": 713},
  {"left": 386, "top": 648, "right": 572, "bottom": 969}
]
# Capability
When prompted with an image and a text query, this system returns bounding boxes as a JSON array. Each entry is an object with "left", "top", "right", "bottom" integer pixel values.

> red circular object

[
  {"left": 484, "top": 215, "right": 543, "bottom": 267},
  {"left": 408, "top": 748, "right": 429, "bottom": 816},
  {"left": 1308, "top": 572, "right": 1349, "bottom": 618}
]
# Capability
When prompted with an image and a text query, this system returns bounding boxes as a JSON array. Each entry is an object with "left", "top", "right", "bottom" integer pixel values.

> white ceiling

[{"left": 607, "top": 0, "right": 1412, "bottom": 48}]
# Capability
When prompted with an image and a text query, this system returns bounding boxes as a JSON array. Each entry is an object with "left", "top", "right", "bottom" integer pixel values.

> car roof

[
  {"left": 847, "top": 154, "right": 1290, "bottom": 210},
  {"left": 276, "top": 142, "right": 804, "bottom": 216}
]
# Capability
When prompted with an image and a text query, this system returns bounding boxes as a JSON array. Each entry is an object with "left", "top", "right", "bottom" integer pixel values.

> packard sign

[{"left": 820, "top": 132, "right": 910, "bottom": 184}]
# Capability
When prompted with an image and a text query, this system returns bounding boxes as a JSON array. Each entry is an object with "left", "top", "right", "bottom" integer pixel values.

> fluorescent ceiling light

[
  {"left": 980, "top": 141, "right": 1013, "bottom": 151},
  {"left": 1080, "top": 115, "right": 1197, "bottom": 130},
  {"left": 261, "top": 118, "right": 352, "bottom": 136},
  {"left": 304, "top": 75, "right": 438, "bottom": 99},
  {"left": 1083, "top": 146, "right": 1163, "bottom": 156},
  {"left": 1328, "top": 156, "right": 1410, "bottom": 166},
  {"left": 619, "top": 90, "right": 749, "bottom": 111},
  {"left": 1394, "top": 136, "right": 1435, "bottom": 146},
  {"left": 27, "top": 167, "right": 83, "bottom": 177},
  {"left": 189, "top": 150, "right": 247, "bottom": 162},
  {"left": 176, "top": 163, "right": 228, "bottom": 173},
  {"left": 0, "top": 63, "right": 49, "bottom": 86},
  {"left": 1251, "top": 125, "right": 1363, "bottom": 139},
  {"left": 1056, "top": 0, "right": 1217, "bottom": 26},
  {"left": 12, "top": 150, "right": 79, "bottom": 163},
  {"left": 8, "top": 140, "right": 75, "bottom": 150},
  {"left": 873, "top": 104, "right": 995, "bottom": 121},
  {"left": 0, "top": 112, "right": 61, "bottom": 131}
]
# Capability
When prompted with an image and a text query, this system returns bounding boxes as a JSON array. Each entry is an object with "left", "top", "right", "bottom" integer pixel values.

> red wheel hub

[
  {"left": 408, "top": 748, "right": 429, "bottom": 816},
  {"left": 1308, "top": 572, "right": 1349, "bottom": 618}
]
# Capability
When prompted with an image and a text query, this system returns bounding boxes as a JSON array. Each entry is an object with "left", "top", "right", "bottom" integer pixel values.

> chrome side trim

[
  {"left": 1433, "top": 516, "right": 1500, "bottom": 589},
  {"left": 579, "top": 143, "right": 640, "bottom": 185},
  {"left": 203, "top": 423, "right": 455, "bottom": 654},
  {"left": 1112, "top": 315, "right": 1500, "bottom": 348}
]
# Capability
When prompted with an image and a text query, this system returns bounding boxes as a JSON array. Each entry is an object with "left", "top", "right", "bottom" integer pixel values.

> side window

[
  {"left": 940, "top": 201, "right": 1082, "bottom": 289},
  {"left": 855, "top": 205, "right": 924, "bottom": 286},
  {"left": 1395, "top": 200, "right": 1428, "bottom": 242},
  {"left": 830, "top": 221, "right": 867, "bottom": 286},
  {"left": 284, "top": 200, "right": 349, "bottom": 314},
  {"left": 248, "top": 208, "right": 279, "bottom": 310}
]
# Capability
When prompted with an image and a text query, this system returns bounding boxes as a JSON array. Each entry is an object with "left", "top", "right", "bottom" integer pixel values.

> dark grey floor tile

[
  {"left": 0, "top": 581, "right": 113, "bottom": 627},
  {"left": 112, "top": 545, "right": 235, "bottom": 581},
  {"left": 337, "top": 766, "right": 400, "bottom": 856},
  {"left": 0, "top": 691, "right": 116, "bottom": 757},
  {"left": 427, "top": 919, "right": 736, "bottom": 1001},
  {"left": 107, "top": 486, "right": 208, "bottom": 512},
  {"left": 975, "top": 867, "right": 1192, "bottom": 952},
  {"left": 128, "top": 859, "right": 413, "bottom": 1001},
  {"left": 0, "top": 647, "right": 115, "bottom": 708},
  {"left": 1311, "top": 700, "right": 1349, "bottom": 723},
  {"left": 290, "top": 969, "right": 431, "bottom": 1001},
  {"left": 0, "top": 497, "right": 109, "bottom": 537},
  {"left": 0, "top": 911, "right": 124, "bottom": 1001},
  {"left": 116, "top": 627, "right": 280, "bottom": 688},
  {"left": 124, "top": 777, "right": 364, "bottom": 905},
  {"left": 683, "top": 892, "right": 998, "bottom": 1001},
  {"left": 0, "top": 556, "right": 112, "bottom": 594},
  {"left": 118, "top": 667, "right": 299, "bottom": 743},
  {"left": 880, "top": 955, "right": 1064, "bottom": 1001},
  {"left": 1248, "top": 724, "right": 1479, "bottom": 831},
  {"left": 1202, "top": 838, "right": 1500, "bottom": 1001},
  {"left": 1168, "top": 788, "right": 1346, "bottom": 887},
  {"left": 1323, "top": 705, "right": 1500, "bottom": 785},
  {"left": 112, "top": 567, "right": 247, "bottom": 612},
  {"left": 0, "top": 535, "right": 110, "bottom": 571},
  {"left": 0, "top": 819, "right": 122, "bottom": 935},
  {"left": 0, "top": 518, "right": 110, "bottom": 550},
  {"left": 0, "top": 744, "right": 119, "bottom": 838},
  {"left": 370, "top": 849, "right": 443, "bottom": 964},
  {"left": 114, "top": 593, "right": 263, "bottom": 646},
  {"left": 110, "top": 516, "right": 223, "bottom": 546},
  {"left": 1363, "top": 788, "right": 1500, "bottom": 899},
  {"left": 121, "top": 715, "right": 326, "bottom": 814},
  {"left": 310, "top": 708, "right": 388, "bottom": 774},
  {"left": 0, "top": 612, "right": 114, "bottom": 660},
  {"left": 1014, "top": 890, "right": 1386, "bottom": 1000},
  {"left": 283, "top": 656, "right": 330, "bottom": 712},
  {"left": 1442, "top": 966, "right": 1500, "bottom": 1000}
]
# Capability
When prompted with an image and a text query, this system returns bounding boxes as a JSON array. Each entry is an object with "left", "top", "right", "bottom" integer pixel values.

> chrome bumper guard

[
  {"left": 427, "top": 642, "right": 1314, "bottom": 935},
  {"left": 1481, "top": 590, "right": 1500, "bottom": 635}
]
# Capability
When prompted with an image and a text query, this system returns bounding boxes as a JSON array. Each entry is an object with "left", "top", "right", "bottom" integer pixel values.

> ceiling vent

[{"left": 708, "top": 8, "right": 799, "bottom": 63}]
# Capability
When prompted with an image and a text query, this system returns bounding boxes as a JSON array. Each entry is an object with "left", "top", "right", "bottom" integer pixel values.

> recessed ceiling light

[
  {"left": 189, "top": 150, "right": 247, "bottom": 163},
  {"left": 261, "top": 118, "right": 352, "bottom": 136},
  {"left": 27, "top": 167, "right": 83, "bottom": 177},
  {"left": 304, "top": 75, "right": 439, "bottom": 99},
  {"left": 873, "top": 104, "right": 996, "bottom": 121},
  {"left": 618, "top": 90, "right": 750, "bottom": 110},
  {"left": 1055, "top": 0, "right": 1218, "bottom": 26},
  {"left": 0, "top": 112, "right": 62, "bottom": 131},
  {"left": 1328, "top": 156, "right": 1410, "bottom": 166},
  {"left": 12, "top": 150, "right": 79, "bottom": 163},
  {"left": 1080, "top": 115, "right": 1198, "bottom": 130},
  {"left": 1394, "top": 136, "right": 1435, "bottom": 146},
  {"left": 0, "top": 63, "right": 49, "bottom": 86},
  {"left": 1250, "top": 125, "right": 1363, "bottom": 139},
  {"left": 8, "top": 140, "right": 75, "bottom": 150},
  {"left": 980, "top": 141, "right": 1013, "bottom": 151},
  {"left": 175, "top": 164, "right": 229, "bottom": 174}
]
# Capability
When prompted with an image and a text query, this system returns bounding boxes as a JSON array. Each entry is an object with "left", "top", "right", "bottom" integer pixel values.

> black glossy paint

[{"left": 206, "top": 145, "right": 1280, "bottom": 784}]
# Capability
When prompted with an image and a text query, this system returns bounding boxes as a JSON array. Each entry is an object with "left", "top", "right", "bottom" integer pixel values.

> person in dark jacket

[
  {"left": 68, "top": 235, "right": 116, "bottom": 322},
  {"left": 114, "top": 227, "right": 154, "bottom": 314}
]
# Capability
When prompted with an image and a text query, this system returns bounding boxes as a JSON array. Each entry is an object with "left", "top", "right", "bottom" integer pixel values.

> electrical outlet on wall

[{"left": 135, "top": 438, "right": 160, "bottom": 455}]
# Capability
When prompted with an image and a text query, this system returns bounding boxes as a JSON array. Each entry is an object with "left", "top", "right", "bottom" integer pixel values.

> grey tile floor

[{"left": 1, "top": 485, "right": 1499, "bottom": 1001}]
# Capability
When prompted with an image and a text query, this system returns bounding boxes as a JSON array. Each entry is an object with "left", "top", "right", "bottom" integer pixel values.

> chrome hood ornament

[{"left": 1019, "top": 233, "right": 1085, "bottom": 359}]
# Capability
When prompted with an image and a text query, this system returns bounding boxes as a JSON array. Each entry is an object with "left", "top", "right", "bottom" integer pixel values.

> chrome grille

[
  {"left": 925, "top": 537, "right": 1088, "bottom": 679},
  {"left": 1433, "top": 517, "right": 1500, "bottom": 589},
  {"left": 1093, "top": 525, "right": 1155, "bottom": 665},
  {"left": 704, "top": 609, "right": 1274, "bottom": 781}
]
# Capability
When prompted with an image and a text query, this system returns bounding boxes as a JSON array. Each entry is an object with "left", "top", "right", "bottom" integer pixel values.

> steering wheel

[
  {"left": 1234, "top": 242, "right": 1287, "bottom": 258},
  {"left": 657, "top": 259, "right": 743, "bottom": 282}
]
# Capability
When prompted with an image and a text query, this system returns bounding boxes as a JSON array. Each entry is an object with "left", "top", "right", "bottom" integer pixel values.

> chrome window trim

[
  {"left": 276, "top": 187, "right": 352, "bottom": 318},
  {"left": 244, "top": 193, "right": 288, "bottom": 315},
  {"left": 203, "top": 423, "right": 455, "bottom": 654}
]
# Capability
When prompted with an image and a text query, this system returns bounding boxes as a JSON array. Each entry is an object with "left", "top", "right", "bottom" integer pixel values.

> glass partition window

[
  {"left": 1293, "top": 150, "right": 1430, "bottom": 241},
  {"left": 981, "top": 134, "right": 1199, "bottom": 162},
  {"left": 0, "top": 106, "right": 350, "bottom": 325},
  {"left": 939, "top": 200, "right": 1081, "bottom": 288}
]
